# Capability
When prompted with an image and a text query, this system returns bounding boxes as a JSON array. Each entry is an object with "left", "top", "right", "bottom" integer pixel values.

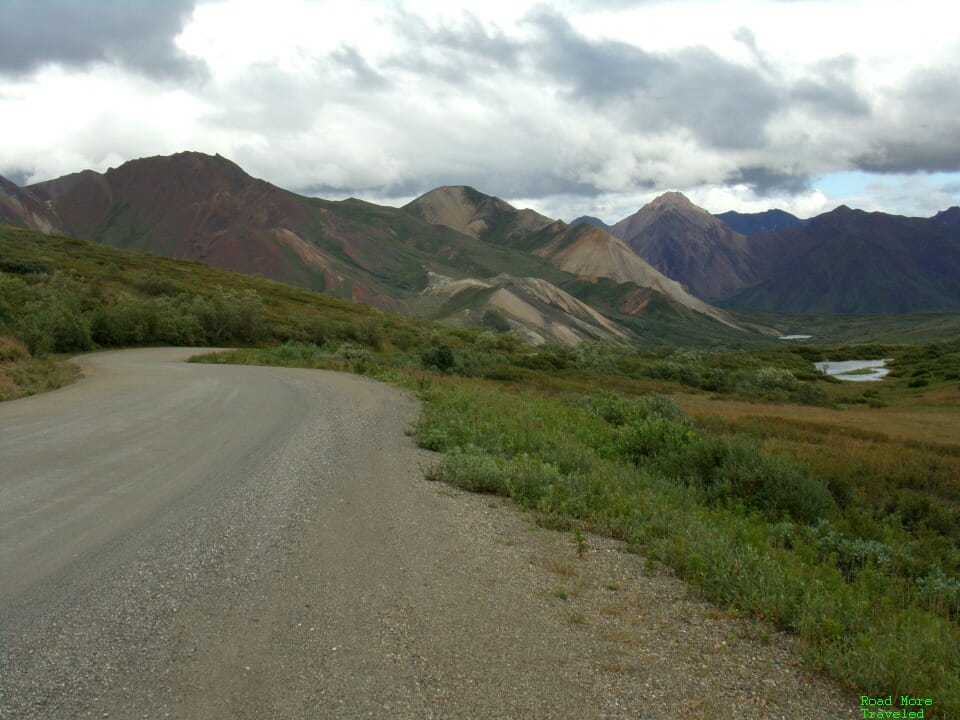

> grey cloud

[
  {"left": 854, "top": 137, "right": 960, "bottom": 174},
  {"left": 205, "top": 48, "right": 389, "bottom": 135},
  {"left": 428, "top": 14, "right": 521, "bottom": 68},
  {"left": 853, "top": 64, "right": 960, "bottom": 173},
  {"left": 0, "top": 169, "right": 31, "bottom": 186},
  {"left": 330, "top": 46, "right": 389, "bottom": 90},
  {"left": 527, "top": 10, "right": 667, "bottom": 98},
  {"left": 790, "top": 56, "right": 870, "bottom": 117},
  {"left": 384, "top": 10, "right": 521, "bottom": 85},
  {"left": 727, "top": 166, "right": 811, "bottom": 196},
  {"left": 204, "top": 63, "right": 326, "bottom": 134},
  {"left": 791, "top": 78, "right": 870, "bottom": 117},
  {"left": 526, "top": 10, "right": 781, "bottom": 149},
  {"left": 0, "top": 0, "right": 203, "bottom": 79}
]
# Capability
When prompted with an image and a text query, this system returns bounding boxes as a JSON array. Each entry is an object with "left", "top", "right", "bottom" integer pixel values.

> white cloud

[{"left": 2, "top": 0, "right": 958, "bottom": 219}]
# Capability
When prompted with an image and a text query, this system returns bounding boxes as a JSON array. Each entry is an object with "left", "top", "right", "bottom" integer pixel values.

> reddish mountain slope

[
  {"left": 724, "top": 206, "right": 960, "bottom": 314},
  {"left": 611, "top": 192, "right": 757, "bottom": 301},
  {"left": 0, "top": 175, "right": 61, "bottom": 233}
]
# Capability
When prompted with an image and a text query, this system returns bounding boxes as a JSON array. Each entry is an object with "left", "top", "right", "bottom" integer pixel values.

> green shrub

[
  {"left": 421, "top": 343, "right": 455, "bottom": 372},
  {"left": 335, "top": 342, "right": 373, "bottom": 362},
  {"left": 18, "top": 301, "right": 92, "bottom": 354},
  {"left": 617, "top": 415, "right": 695, "bottom": 464},
  {"left": 755, "top": 366, "right": 799, "bottom": 391},
  {"left": 427, "top": 445, "right": 505, "bottom": 493},
  {"left": 132, "top": 271, "right": 181, "bottom": 296},
  {"left": 0, "top": 258, "right": 53, "bottom": 274}
]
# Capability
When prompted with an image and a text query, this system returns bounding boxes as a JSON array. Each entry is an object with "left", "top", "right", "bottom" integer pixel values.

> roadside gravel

[{"left": 1, "top": 348, "right": 856, "bottom": 719}]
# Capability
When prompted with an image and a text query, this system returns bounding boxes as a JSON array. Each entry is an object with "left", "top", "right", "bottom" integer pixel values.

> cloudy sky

[{"left": 1, "top": 0, "right": 958, "bottom": 222}]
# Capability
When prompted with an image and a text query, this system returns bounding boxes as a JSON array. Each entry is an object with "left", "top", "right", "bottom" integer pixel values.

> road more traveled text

[{"left": 860, "top": 695, "right": 935, "bottom": 719}]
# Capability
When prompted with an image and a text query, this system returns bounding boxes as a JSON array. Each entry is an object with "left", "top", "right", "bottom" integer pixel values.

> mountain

[
  {"left": 421, "top": 272, "right": 630, "bottom": 345},
  {"left": 610, "top": 192, "right": 757, "bottom": 302},
  {"left": 721, "top": 206, "right": 960, "bottom": 314},
  {"left": 24, "top": 153, "right": 576, "bottom": 313},
  {"left": 933, "top": 206, "right": 960, "bottom": 229},
  {"left": 0, "top": 175, "right": 61, "bottom": 233},
  {"left": 715, "top": 209, "right": 807, "bottom": 236},
  {"left": 569, "top": 215, "right": 610, "bottom": 230},
  {"left": 14, "top": 152, "right": 744, "bottom": 343},
  {"left": 405, "top": 186, "right": 740, "bottom": 328},
  {"left": 403, "top": 185, "right": 554, "bottom": 248}
]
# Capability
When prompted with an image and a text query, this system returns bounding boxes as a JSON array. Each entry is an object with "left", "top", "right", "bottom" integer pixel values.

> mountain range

[
  {"left": 2, "top": 151, "right": 958, "bottom": 343},
  {"left": 0, "top": 153, "right": 744, "bottom": 345},
  {"left": 607, "top": 193, "right": 960, "bottom": 314}
]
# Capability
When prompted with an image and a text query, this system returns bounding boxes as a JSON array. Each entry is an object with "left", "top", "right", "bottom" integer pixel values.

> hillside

[
  {"left": 405, "top": 186, "right": 741, "bottom": 328},
  {"left": 611, "top": 192, "right": 758, "bottom": 301},
  {"left": 0, "top": 175, "right": 60, "bottom": 233},
  {"left": 20, "top": 153, "right": 576, "bottom": 312},
  {"left": 403, "top": 185, "right": 554, "bottom": 248},
  {"left": 723, "top": 206, "right": 960, "bottom": 314}
]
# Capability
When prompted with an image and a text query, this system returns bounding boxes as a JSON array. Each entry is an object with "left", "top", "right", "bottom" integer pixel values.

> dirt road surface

[{"left": 0, "top": 348, "right": 853, "bottom": 719}]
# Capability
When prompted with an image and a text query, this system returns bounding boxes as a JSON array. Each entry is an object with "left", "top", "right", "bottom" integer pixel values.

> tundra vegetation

[{"left": 3, "top": 226, "right": 959, "bottom": 717}]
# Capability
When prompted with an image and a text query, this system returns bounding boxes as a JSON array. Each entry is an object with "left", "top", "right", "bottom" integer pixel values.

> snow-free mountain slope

[
  {"left": 611, "top": 192, "right": 758, "bottom": 301},
  {"left": 723, "top": 206, "right": 960, "bottom": 314}
]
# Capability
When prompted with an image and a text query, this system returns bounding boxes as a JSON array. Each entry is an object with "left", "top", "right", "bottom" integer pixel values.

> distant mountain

[
  {"left": 569, "top": 215, "right": 610, "bottom": 230},
  {"left": 405, "top": 186, "right": 740, "bottom": 328},
  {"left": 404, "top": 185, "right": 554, "bottom": 248},
  {"left": 610, "top": 192, "right": 758, "bottom": 302},
  {"left": 0, "top": 175, "right": 60, "bottom": 233},
  {"left": 715, "top": 209, "right": 807, "bottom": 236},
  {"left": 933, "top": 206, "right": 960, "bottom": 229},
  {"left": 722, "top": 206, "right": 960, "bottom": 314},
  {"left": 12, "top": 152, "right": 744, "bottom": 343}
]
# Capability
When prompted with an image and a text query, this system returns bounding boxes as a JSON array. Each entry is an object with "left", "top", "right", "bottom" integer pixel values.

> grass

[
  {"left": 5, "top": 224, "right": 960, "bottom": 717},
  {"left": 0, "top": 335, "right": 80, "bottom": 400}
]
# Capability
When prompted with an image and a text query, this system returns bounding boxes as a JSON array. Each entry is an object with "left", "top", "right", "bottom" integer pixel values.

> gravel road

[{"left": 0, "top": 348, "right": 855, "bottom": 719}]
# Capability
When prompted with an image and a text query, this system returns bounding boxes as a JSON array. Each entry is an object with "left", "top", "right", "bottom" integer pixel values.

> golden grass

[{"left": 675, "top": 391, "right": 960, "bottom": 448}]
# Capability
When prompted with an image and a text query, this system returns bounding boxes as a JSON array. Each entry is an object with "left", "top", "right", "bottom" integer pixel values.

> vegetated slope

[
  {"left": 722, "top": 206, "right": 960, "bottom": 314},
  {"left": 24, "top": 153, "right": 575, "bottom": 313},
  {"left": 714, "top": 209, "right": 807, "bottom": 236},
  {"left": 0, "top": 175, "right": 61, "bottom": 233},
  {"left": 406, "top": 186, "right": 743, "bottom": 329},
  {"left": 611, "top": 192, "right": 758, "bottom": 302},
  {"left": 0, "top": 224, "right": 398, "bottom": 350}
]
